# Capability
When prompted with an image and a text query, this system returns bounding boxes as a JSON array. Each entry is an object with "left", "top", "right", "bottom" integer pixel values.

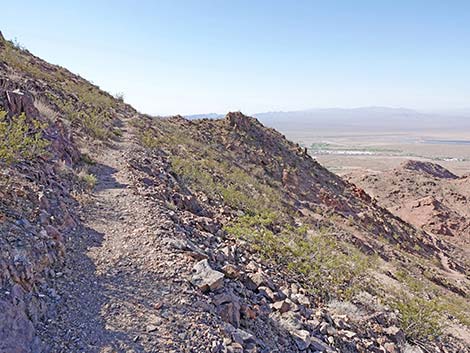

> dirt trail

[{"left": 38, "top": 121, "right": 221, "bottom": 352}]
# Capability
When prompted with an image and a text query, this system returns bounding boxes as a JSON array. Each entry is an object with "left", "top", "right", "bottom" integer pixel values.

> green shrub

[
  {"left": 391, "top": 267, "right": 468, "bottom": 335},
  {"left": 81, "top": 110, "right": 110, "bottom": 140},
  {"left": 114, "top": 92, "right": 125, "bottom": 102},
  {"left": 80, "top": 153, "right": 96, "bottom": 165},
  {"left": 79, "top": 171, "right": 97, "bottom": 190},
  {"left": 112, "top": 128, "right": 123, "bottom": 137},
  {"left": 225, "top": 213, "right": 371, "bottom": 300},
  {"left": 140, "top": 130, "right": 161, "bottom": 149},
  {"left": 392, "top": 294, "right": 442, "bottom": 341},
  {"left": 0, "top": 111, "right": 49, "bottom": 164}
]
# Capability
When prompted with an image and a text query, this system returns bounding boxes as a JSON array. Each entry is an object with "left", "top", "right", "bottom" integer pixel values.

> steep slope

[
  {"left": 0, "top": 31, "right": 134, "bottom": 352},
  {"left": 348, "top": 160, "right": 470, "bottom": 245},
  {"left": 0, "top": 31, "right": 469, "bottom": 353},
  {"left": 134, "top": 113, "right": 470, "bottom": 350}
]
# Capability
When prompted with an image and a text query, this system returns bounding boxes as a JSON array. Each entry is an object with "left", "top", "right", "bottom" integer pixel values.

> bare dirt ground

[{"left": 38, "top": 121, "right": 221, "bottom": 353}]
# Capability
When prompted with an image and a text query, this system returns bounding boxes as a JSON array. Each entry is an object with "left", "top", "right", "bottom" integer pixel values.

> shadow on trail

[
  {"left": 40, "top": 161, "right": 143, "bottom": 353},
  {"left": 90, "top": 162, "right": 128, "bottom": 192}
]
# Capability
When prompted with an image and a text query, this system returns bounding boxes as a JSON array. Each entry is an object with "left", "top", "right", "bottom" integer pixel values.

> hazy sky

[{"left": 2, "top": 1, "right": 470, "bottom": 115}]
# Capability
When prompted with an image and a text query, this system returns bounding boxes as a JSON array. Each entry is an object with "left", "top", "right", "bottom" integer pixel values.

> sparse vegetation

[
  {"left": 112, "top": 128, "right": 123, "bottom": 137},
  {"left": 78, "top": 170, "right": 97, "bottom": 190},
  {"left": 34, "top": 99, "right": 59, "bottom": 121},
  {"left": 114, "top": 92, "right": 125, "bottom": 102},
  {"left": 0, "top": 39, "right": 121, "bottom": 141},
  {"left": 81, "top": 110, "right": 110, "bottom": 140},
  {"left": 140, "top": 130, "right": 161, "bottom": 149},
  {"left": 136, "top": 119, "right": 286, "bottom": 216},
  {"left": 392, "top": 293, "right": 442, "bottom": 341},
  {"left": 225, "top": 213, "right": 371, "bottom": 300},
  {"left": 138, "top": 118, "right": 373, "bottom": 301},
  {"left": 0, "top": 111, "right": 49, "bottom": 164},
  {"left": 385, "top": 266, "right": 470, "bottom": 340},
  {"left": 80, "top": 153, "right": 96, "bottom": 165},
  {"left": 171, "top": 155, "right": 284, "bottom": 215}
]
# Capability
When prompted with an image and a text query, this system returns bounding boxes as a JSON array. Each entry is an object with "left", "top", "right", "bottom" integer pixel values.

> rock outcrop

[
  {"left": 401, "top": 160, "right": 458, "bottom": 179},
  {"left": 0, "top": 30, "right": 469, "bottom": 353}
]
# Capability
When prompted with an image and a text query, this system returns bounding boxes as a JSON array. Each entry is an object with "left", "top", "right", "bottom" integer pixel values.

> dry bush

[{"left": 34, "top": 99, "right": 59, "bottom": 121}]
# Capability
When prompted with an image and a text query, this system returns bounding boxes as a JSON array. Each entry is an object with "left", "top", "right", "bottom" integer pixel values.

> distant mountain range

[{"left": 186, "top": 107, "right": 470, "bottom": 132}]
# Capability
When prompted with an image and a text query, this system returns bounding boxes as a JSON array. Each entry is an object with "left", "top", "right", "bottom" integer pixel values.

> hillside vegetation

[{"left": 0, "top": 30, "right": 468, "bottom": 352}]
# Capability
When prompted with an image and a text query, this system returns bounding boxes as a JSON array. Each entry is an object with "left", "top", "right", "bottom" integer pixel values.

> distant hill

[
  {"left": 187, "top": 107, "right": 470, "bottom": 133},
  {"left": 254, "top": 107, "right": 470, "bottom": 132},
  {"left": 3, "top": 29, "right": 468, "bottom": 352}
]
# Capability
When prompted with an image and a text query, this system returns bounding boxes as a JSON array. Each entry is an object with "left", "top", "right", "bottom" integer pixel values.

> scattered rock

[
  {"left": 232, "top": 328, "right": 255, "bottom": 345},
  {"left": 222, "top": 264, "right": 240, "bottom": 279},
  {"left": 292, "top": 329, "right": 311, "bottom": 350},
  {"left": 191, "top": 259, "right": 225, "bottom": 292},
  {"left": 272, "top": 300, "right": 291, "bottom": 314}
]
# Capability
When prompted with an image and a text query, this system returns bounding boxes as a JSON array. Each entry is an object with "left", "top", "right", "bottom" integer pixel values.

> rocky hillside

[
  {"left": 348, "top": 160, "right": 470, "bottom": 244},
  {"left": 0, "top": 30, "right": 469, "bottom": 353}
]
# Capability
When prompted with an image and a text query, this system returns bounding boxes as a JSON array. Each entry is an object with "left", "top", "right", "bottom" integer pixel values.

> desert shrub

[
  {"left": 327, "top": 299, "right": 366, "bottom": 321},
  {"left": 34, "top": 99, "right": 59, "bottom": 121},
  {"left": 82, "top": 111, "right": 109, "bottom": 140},
  {"left": 225, "top": 213, "right": 371, "bottom": 300},
  {"left": 78, "top": 170, "right": 97, "bottom": 190},
  {"left": 112, "top": 128, "right": 123, "bottom": 137},
  {"left": 114, "top": 92, "right": 125, "bottom": 102},
  {"left": 392, "top": 294, "right": 442, "bottom": 341},
  {"left": 171, "top": 155, "right": 284, "bottom": 215},
  {"left": 80, "top": 153, "right": 95, "bottom": 165},
  {"left": 171, "top": 156, "right": 217, "bottom": 192},
  {"left": 140, "top": 130, "right": 162, "bottom": 149},
  {"left": 64, "top": 107, "right": 110, "bottom": 140},
  {"left": 392, "top": 267, "right": 469, "bottom": 333},
  {"left": 0, "top": 111, "right": 49, "bottom": 164}
]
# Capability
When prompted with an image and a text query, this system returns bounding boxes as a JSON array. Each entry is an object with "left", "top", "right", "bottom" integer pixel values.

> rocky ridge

[
  {"left": 0, "top": 31, "right": 469, "bottom": 352},
  {"left": 348, "top": 160, "right": 470, "bottom": 245}
]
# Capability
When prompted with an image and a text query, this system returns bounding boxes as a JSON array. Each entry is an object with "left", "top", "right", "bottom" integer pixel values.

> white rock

[{"left": 191, "top": 259, "right": 224, "bottom": 292}]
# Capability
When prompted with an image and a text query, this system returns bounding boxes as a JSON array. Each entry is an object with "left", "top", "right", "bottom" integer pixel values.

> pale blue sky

[{"left": 2, "top": 1, "right": 470, "bottom": 115}]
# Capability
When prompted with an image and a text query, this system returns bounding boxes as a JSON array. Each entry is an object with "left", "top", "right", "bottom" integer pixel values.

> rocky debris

[
  {"left": 213, "top": 291, "right": 241, "bottom": 327},
  {"left": 168, "top": 237, "right": 208, "bottom": 260},
  {"left": 259, "top": 285, "right": 286, "bottom": 302},
  {"left": 1, "top": 38, "right": 469, "bottom": 353},
  {"left": 222, "top": 264, "right": 241, "bottom": 279},
  {"left": 0, "top": 294, "right": 42, "bottom": 353},
  {"left": 244, "top": 270, "right": 274, "bottom": 291},
  {"left": 191, "top": 259, "right": 225, "bottom": 292},
  {"left": 272, "top": 299, "right": 292, "bottom": 313},
  {"left": 383, "top": 326, "right": 406, "bottom": 345},
  {"left": 291, "top": 329, "right": 311, "bottom": 350},
  {"left": 0, "top": 79, "right": 83, "bottom": 351},
  {"left": 0, "top": 85, "right": 40, "bottom": 120}
]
